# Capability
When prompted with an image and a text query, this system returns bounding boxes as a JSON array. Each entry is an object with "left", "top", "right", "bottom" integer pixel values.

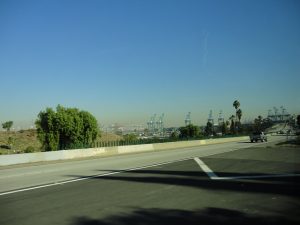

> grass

[
  {"left": 0, "top": 130, "right": 41, "bottom": 154},
  {"left": 0, "top": 129, "right": 123, "bottom": 155}
]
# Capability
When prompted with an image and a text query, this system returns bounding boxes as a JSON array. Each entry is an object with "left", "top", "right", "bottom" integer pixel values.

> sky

[{"left": 0, "top": 0, "right": 299, "bottom": 129}]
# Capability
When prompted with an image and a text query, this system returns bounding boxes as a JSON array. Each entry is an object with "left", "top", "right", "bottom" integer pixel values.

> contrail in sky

[{"left": 202, "top": 30, "right": 209, "bottom": 67}]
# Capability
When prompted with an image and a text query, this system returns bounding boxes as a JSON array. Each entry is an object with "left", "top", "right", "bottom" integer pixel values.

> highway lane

[
  {"left": 0, "top": 135, "right": 299, "bottom": 225},
  {"left": 0, "top": 136, "right": 284, "bottom": 193}
]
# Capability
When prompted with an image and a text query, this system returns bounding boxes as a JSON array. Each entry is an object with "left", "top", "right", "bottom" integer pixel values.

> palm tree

[
  {"left": 226, "top": 120, "right": 230, "bottom": 126},
  {"left": 254, "top": 115, "right": 263, "bottom": 132},
  {"left": 233, "top": 100, "right": 240, "bottom": 121},
  {"left": 236, "top": 108, "right": 242, "bottom": 123},
  {"left": 233, "top": 100, "right": 240, "bottom": 110},
  {"left": 229, "top": 115, "right": 235, "bottom": 134}
]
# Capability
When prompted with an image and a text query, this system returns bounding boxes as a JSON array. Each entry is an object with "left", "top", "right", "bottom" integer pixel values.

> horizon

[
  {"left": 0, "top": 105, "right": 296, "bottom": 132},
  {"left": 1, "top": 0, "right": 299, "bottom": 129}
]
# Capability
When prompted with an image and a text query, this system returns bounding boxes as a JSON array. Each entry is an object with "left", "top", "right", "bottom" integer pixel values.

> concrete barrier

[
  {"left": 153, "top": 140, "right": 205, "bottom": 151},
  {"left": 118, "top": 144, "right": 154, "bottom": 154},
  {"left": 0, "top": 148, "right": 107, "bottom": 166},
  {"left": 204, "top": 136, "right": 249, "bottom": 144},
  {"left": 0, "top": 136, "right": 248, "bottom": 166}
]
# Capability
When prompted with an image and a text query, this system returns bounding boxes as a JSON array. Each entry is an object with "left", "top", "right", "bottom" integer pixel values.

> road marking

[
  {"left": 0, "top": 145, "right": 251, "bottom": 196},
  {"left": 1, "top": 144, "right": 248, "bottom": 196},
  {"left": 0, "top": 139, "right": 287, "bottom": 196},
  {"left": 194, "top": 157, "right": 219, "bottom": 179},
  {"left": 194, "top": 157, "right": 300, "bottom": 180},
  {"left": 0, "top": 157, "right": 193, "bottom": 196},
  {"left": 211, "top": 173, "right": 300, "bottom": 180}
]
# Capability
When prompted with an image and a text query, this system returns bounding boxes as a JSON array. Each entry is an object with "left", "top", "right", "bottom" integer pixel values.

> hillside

[
  {"left": 0, "top": 129, "right": 123, "bottom": 154},
  {"left": 0, "top": 130, "right": 41, "bottom": 154}
]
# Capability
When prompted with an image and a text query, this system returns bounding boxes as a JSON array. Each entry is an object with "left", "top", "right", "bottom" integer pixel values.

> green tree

[
  {"left": 7, "top": 137, "right": 14, "bottom": 148},
  {"left": 297, "top": 115, "right": 300, "bottom": 127},
  {"left": 253, "top": 115, "right": 263, "bottom": 132},
  {"left": 225, "top": 120, "right": 230, "bottom": 127},
  {"left": 35, "top": 105, "right": 99, "bottom": 151},
  {"left": 123, "top": 133, "right": 138, "bottom": 142},
  {"left": 2, "top": 121, "right": 13, "bottom": 131},
  {"left": 170, "top": 130, "right": 180, "bottom": 140},
  {"left": 236, "top": 108, "right": 243, "bottom": 132},
  {"left": 261, "top": 118, "right": 273, "bottom": 131},
  {"left": 236, "top": 108, "right": 242, "bottom": 123},
  {"left": 179, "top": 124, "right": 200, "bottom": 139},
  {"left": 221, "top": 122, "right": 228, "bottom": 135},
  {"left": 229, "top": 115, "right": 236, "bottom": 134},
  {"left": 233, "top": 100, "right": 242, "bottom": 133},
  {"left": 205, "top": 121, "right": 213, "bottom": 136},
  {"left": 233, "top": 100, "right": 240, "bottom": 113}
]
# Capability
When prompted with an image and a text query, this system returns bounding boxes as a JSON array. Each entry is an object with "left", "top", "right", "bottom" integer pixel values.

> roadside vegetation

[
  {"left": 0, "top": 129, "right": 123, "bottom": 154},
  {"left": 1, "top": 101, "right": 299, "bottom": 154},
  {"left": 2, "top": 121, "right": 13, "bottom": 132},
  {"left": 0, "top": 129, "right": 41, "bottom": 154},
  {"left": 35, "top": 105, "right": 99, "bottom": 151}
]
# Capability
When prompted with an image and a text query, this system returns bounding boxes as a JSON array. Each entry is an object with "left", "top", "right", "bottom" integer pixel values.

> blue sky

[{"left": 0, "top": 0, "right": 299, "bottom": 128}]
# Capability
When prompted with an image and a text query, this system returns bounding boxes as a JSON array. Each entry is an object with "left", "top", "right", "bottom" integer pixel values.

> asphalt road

[{"left": 0, "top": 136, "right": 299, "bottom": 225}]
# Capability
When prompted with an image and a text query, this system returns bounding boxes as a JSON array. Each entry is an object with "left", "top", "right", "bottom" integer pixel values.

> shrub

[
  {"left": 0, "top": 145, "right": 11, "bottom": 149},
  {"left": 24, "top": 146, "right": 35, "bottom": 153},
  {"left": 179, "top": 124, "right": 201, "bottom": 139},
  {"left": 35, "top": 105, "right": 99, "bottom": 151}
]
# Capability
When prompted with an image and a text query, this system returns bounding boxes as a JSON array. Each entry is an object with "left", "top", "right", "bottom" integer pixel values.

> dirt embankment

[{"left": 0, "top": 130, "right": 123, "bottom": 154}]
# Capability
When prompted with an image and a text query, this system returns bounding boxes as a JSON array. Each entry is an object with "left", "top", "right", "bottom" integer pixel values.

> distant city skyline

[{"left": 1, "top": 0, "right": 299, "bottom": 129}]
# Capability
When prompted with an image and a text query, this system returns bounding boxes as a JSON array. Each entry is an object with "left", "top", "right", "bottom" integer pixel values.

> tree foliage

[
  {"left": 232, "top": 100, "right": 243, "bottom": 134},
  {"left": 205, "top": 122, "right": 213, "bottom": 136},
  {"left": 233, "top": 100, "right": 240, "bottom": 110},
  {"left": 179, "top": 124, "right": 200, "bottom": 139},
  {"left": 123, "top": 133, "right": 138, "bottom": 142},
  {"left": 261, "top": 118, "right": 273, "bottom": 131},
  {"left": 170, "top": 130, "right": 180, "bottom": 139},
  {"left": 253, "top": 116, "right": 273, "bottom": 132},
  {"left": 2, "top": 121, "right": 13, "bottom": 131},
  {"left": 229, "top": 115, "right": 235, "bottom": 134},
  {"left": 35, "top": 105, "right": 99, "bottom": 151},
  {"left": 297, "top": 115, "right": 300, "bottom": 127},
  {"left": 221, "top": 122, "right": 228, "bottom": 135},
  {"left": 253, "top": 115, "right": 263, "bottom": 132},
  {"left": 236, "top": 109, "right": 242, "bottom": 122}
]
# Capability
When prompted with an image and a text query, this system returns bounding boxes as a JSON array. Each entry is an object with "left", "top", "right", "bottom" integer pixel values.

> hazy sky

[{"left": 0, "top": 0, "right": 299, "bottom": 128}]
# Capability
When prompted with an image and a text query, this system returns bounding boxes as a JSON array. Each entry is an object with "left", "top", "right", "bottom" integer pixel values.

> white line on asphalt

[
  {"left": 212, "top": 173, "right": 300, "bottom": 180},
  {"left": 193, "top": 157, "right": 300, "bottom": 180},
  {"left": 193, "top": 157, "right": 219, "bottom": 179},
  {"left": 0, "top": 157, "right": 193, "bottom": 197},
  {"left": 0, "top": 140, "right": 286, "bottom": 196},
  {"left": 0, "top": 145, "right": 250, "bottom": 196}
]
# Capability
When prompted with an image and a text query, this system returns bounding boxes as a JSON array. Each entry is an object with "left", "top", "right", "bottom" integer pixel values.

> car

[{"left": 250, "top": 131, "right": 267, "bottom": 142}]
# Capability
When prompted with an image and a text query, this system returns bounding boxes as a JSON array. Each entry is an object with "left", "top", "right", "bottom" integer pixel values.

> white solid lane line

[
  {"left": 193, "top": 157, "right": 300, "bottom": 180},
  {"left": 212, "top": 173, "right": 300, "bottom": 180},
  {"left": 193, "top": 157, "right": 219, "bottom": 179},
  {"left": 0, "top": 157, "right": 193, "bottom": 197}
]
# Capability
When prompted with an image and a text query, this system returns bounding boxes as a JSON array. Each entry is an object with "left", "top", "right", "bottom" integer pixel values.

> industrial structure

[
  {"left": 147, "top": 114, "right": 156, "bottom": 133},
  {"left": 207, "top": 110, "right": 214, "bottom": 125},
  {"left": 185, "top": 112, "right": 191, "bottom": 126},
  {"left": 218, "top": 110, "right": 224, "bottom": 125},
  {"left": 147, "top": 113, "right": 165, "bottom": 136},
  {"left": 156, "top": 113, "right": 165, "bottom": 135},
  {"left": 267, "top": 106, "right": 291, "bottom": 122}
]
